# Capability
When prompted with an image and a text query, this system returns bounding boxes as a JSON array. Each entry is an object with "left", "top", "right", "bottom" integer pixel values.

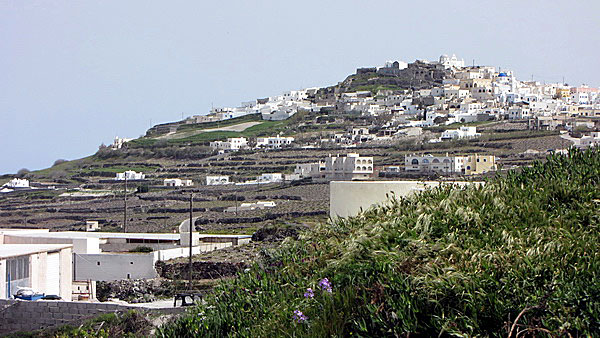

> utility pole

[
  {"left": 235, "top": 191, "right": 238, "bottom": 216},
  {"left": 188, "top": 193, "right": 193, "bottom": 291},
  {"left": 123, "top": 176, "right": 127, "bottom": 233}
]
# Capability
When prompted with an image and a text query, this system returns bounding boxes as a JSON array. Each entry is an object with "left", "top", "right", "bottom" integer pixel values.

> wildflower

[
  {"left": 318, "top": 278, "right": 332, "bottom": 293},
  {"left": 292, "top": 310, "right": 308, "bottom": 323},
  {"left": 303, "top": 288, "right": 314, "bottom": 298}
]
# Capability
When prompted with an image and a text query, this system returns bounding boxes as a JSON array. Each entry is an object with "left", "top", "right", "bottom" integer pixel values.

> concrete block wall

[{"left": 0, "top": 299, "right": 182, "bottom": 335}]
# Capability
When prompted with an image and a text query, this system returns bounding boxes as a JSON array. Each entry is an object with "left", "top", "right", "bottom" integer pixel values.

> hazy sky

[{"left": 1, "top": 0, "right": 599, "bottom": 174}]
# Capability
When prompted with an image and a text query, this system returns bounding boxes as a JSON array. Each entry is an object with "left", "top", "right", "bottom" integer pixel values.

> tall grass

[{"left": 160, "top": 148, "right": 600, "bottom": 337}]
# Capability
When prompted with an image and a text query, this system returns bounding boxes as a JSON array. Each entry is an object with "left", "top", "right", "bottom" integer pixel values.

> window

[
  {"left": 411, "top": 159, "right": 419, "bottom": 165},
  {"left": 6, "top": 256, "right": 30, "bottom": 297}
]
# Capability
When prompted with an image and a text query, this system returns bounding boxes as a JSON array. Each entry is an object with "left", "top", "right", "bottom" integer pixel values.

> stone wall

[{"left": 0, "top": 299, "right": 181, "bottom": 334}]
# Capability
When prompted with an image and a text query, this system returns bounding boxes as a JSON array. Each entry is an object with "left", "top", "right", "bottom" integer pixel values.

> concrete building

[
  {"left": 256, "top": 135, "right": 294, "bottom": 149},
  {"left": 85, "top": 221, "right": 99, "bottom": 232},
  {"left": 441, "top": 126, "right": 480, "bottom": 140},
  {"left": 294, "top": 162, "right": 325, "bottom": 178},
  {"left": 163, "top": 179, "right": 193, "bottom": 187},
  {"left": 2, "top": 228, "right": 251, "bottom": 293},
  {"left": 438, "top": 54, "right": 465, "bottom": 69},
  {"left": 323, "top": 153, "right": 373, "bottom": 180},
  {"left": 0, "top": 230, "right": 73, "bottom": 301},
  {"left": 111, "top": 136, "right": 132, "bottom": 150},
  {"left": 404, "top": 154, "right": 496, "bottom": 175},
  {"left": 464, "top": 155, "right": 497, "bottom": 175},
  {"left": 329, "top": 181, "right": 481, "bottom": 218},
  {"left": 3, "top": 179, "right": 29, "bottom": 189},
  {"left": 257, "top": 173, "right": 283, "bottom": 183},
  {"left": 115, "top": 171, "right": 145, "bottom": 181},
  {"left": 206, "top": 176, "right": 231, "bottom": 185},
  {"left": 404, "top": 154, "right": 465, "bottom": 174},
  {"left": 209, "top": 137, "right": 248, "bottom": 152}
]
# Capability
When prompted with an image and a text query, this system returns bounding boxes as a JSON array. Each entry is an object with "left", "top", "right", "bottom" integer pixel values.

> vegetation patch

[{"left": 159, "top": 148, "right": 600, "bottom": 337}]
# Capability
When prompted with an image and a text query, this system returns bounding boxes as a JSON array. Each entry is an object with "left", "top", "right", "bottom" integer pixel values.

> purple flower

[
  {"left": 318, "top": 278, "right": 332, "bottom": 293},
  {"left": 292, "top": 309, "right": 308, "bottom": 323},
  {"left": 303, "top": 288, "right": 314, "bottom": 298}
]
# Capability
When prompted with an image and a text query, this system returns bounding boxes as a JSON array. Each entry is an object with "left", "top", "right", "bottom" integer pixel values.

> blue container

[{"left": 15, "top": 293, "right": 45, "bottom": 301}]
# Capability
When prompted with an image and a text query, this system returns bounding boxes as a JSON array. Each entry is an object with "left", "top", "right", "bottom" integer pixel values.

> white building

[
  {"left": 405, "top": 154, "right": 496, "bottom": 175},
  {"left": 256, "top": 135, "right": 294, "bottom": 149},
  {"left": 164, "top": 179, "right": 193, "bottom": 187},
  {"left": 257, "top": 173, "right": 283, "bottom": 183},
  {"left": 111, "top": 136, "right": 132, "bottom": 150},
  {"left": 206, "top": 176, "right": 231, "bottom": 186},
  {"left": 438, "top": 54, "right": 465, "bottom": 69},
  {"left": 404, "top": 154, "right": 465, "bottom": 174},
  {"left": 3, "top": 178, "right": 29, "bottom": 188},
  {"left": 0, "top": 229, "right": 74, "bottom": 301},
  {"left": 115, "top": 171, "right": 145, "bottom": 181},
  {"left": 224, "top": 201, "right": 276, "bottom": 213},
  {"left": 441, "top": 126, "right": 480, "bottom": 140},
  {"left": 209, "top": 137, "right": 248, "bottom": 152},
  {"left": 323, "top": 153, "right": 374, "bottom": 180},
  {"left": 294, "top": 162, "right": 325, "bottom": 178}
]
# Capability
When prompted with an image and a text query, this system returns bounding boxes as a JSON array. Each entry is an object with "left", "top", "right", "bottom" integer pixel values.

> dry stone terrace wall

[{"left": 0, "top": 299, "right": 183, "bottom": 334}]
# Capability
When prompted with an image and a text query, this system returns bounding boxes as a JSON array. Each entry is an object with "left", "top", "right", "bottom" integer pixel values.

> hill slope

[{"left": 159, "top": 148, "right": 600, "bottom": 337}]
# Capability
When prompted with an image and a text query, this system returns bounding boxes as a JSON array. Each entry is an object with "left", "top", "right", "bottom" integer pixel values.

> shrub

[
  {"left": 129, "top": 246, "right": 153, "bottom": 253},
  {"left": 159, "top": 148, "right": 600, "bottom": 337}
]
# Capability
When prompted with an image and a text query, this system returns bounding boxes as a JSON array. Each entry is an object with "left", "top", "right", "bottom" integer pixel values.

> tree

[
  {"left": 53, "top": 159, "right": 68, "bottom": 166},
  {"left": 16, "top": 168, "right": 30, "bottom": 177}
]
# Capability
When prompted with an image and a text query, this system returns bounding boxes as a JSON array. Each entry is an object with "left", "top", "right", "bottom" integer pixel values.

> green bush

[
  {"left": 129, "top": 246, "right": 153, "bottom": 253},
  {"left": 159, "top": 148, "right": 600, "bottom": 337}
]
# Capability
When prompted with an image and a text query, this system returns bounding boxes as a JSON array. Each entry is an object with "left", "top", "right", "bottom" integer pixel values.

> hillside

[{"left": 158, "top": 148, "right": 600, "bottom": 337}]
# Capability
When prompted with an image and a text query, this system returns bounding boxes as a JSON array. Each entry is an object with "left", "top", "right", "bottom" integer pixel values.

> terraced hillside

[{"left": 0, "top": 116, "right": 571, "bottom": 234}]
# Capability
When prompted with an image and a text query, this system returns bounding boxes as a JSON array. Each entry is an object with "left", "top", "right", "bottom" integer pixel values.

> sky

[{"left": 1, "top": 0, "right": 599, "bottom": 174}]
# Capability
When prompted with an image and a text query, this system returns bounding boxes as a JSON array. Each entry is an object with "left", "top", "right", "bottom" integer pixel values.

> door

[{"left": 46, "top": 252, "right": 60, "bottom": 296}]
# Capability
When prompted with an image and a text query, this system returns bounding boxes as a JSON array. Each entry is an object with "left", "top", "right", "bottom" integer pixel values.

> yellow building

[
  {"left": 556, "top": 88, "right": 570, "bottom": 99},
  {"left": 464, "top": 154, "right": 496, "bottom": 175}
]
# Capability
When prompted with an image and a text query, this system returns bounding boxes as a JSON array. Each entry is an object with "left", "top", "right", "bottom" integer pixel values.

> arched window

[
  {"left": 443, "top": 159, "right": 450, "bottom": 163},
  {"left": 411, "top": 159, "right": 419, "bottom": 165},
  {"left": 423, "top": 159, "right": 429, "bottom": 164},
  {"left": 432, "top": 159, "right": 440, "bottom": 163},
  {"left": 467, "top": 166, "right": 471, "bottom": 170}
]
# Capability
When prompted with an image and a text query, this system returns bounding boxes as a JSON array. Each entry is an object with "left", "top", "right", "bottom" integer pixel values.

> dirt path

[{"left": 158, "top": 121, "right": 262, "bottom": 140}]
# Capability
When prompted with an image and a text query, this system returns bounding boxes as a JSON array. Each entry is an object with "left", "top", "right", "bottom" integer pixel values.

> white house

[
  {"left": 0, "top": 229, "right": 74, "bottom": 301},
  {"left": 3, "top": 178, "right": 29, "bottom": 188},
  {"left": 404, "top": 154, "right": 465, "bottom": 174},
  {"left": 209, "top": 137, "right": 248, "bottom": 152},
  {"left": 294, "top": 162, "right": 325, "bottom": 178},
  {"left": 256, "top": 135, "right": 294, "bottom": 149},
  {"left": 115, "top": 171, "right": 145, "bottom": 181},
  {"left": 441, "top": 126, "right": 480, "bottom": 140},
  {"left": 164, "top": 179, "right": 193, "bottom": 187},
  {"left": 206, "top": 176, "right": 231, "bottom": 186},
  {"left": 257, "top": 173, "right": 283, "bottom": 183}
]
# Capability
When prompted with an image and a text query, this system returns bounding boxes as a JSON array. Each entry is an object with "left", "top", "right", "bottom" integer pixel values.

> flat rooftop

[
  {"left": 0, "top": 244, "right": 72, "bottom": 259},
  {"left": 6, "top": 231, "right": 252, "bottom": 240}
]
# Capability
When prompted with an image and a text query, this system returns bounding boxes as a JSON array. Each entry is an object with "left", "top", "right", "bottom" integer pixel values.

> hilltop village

[{"left": 0, "top": 54, "right": 599, "bottom": 333}]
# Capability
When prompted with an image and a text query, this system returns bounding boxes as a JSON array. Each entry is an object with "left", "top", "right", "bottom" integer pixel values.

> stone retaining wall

[{"left": 0, "top": 299, "right": 182, "bottom": 334}]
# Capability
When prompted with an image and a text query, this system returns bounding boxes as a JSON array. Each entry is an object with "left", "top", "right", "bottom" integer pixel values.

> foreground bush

[{"left": 160, "top": 148, "right": 600, "bottom": 337}]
